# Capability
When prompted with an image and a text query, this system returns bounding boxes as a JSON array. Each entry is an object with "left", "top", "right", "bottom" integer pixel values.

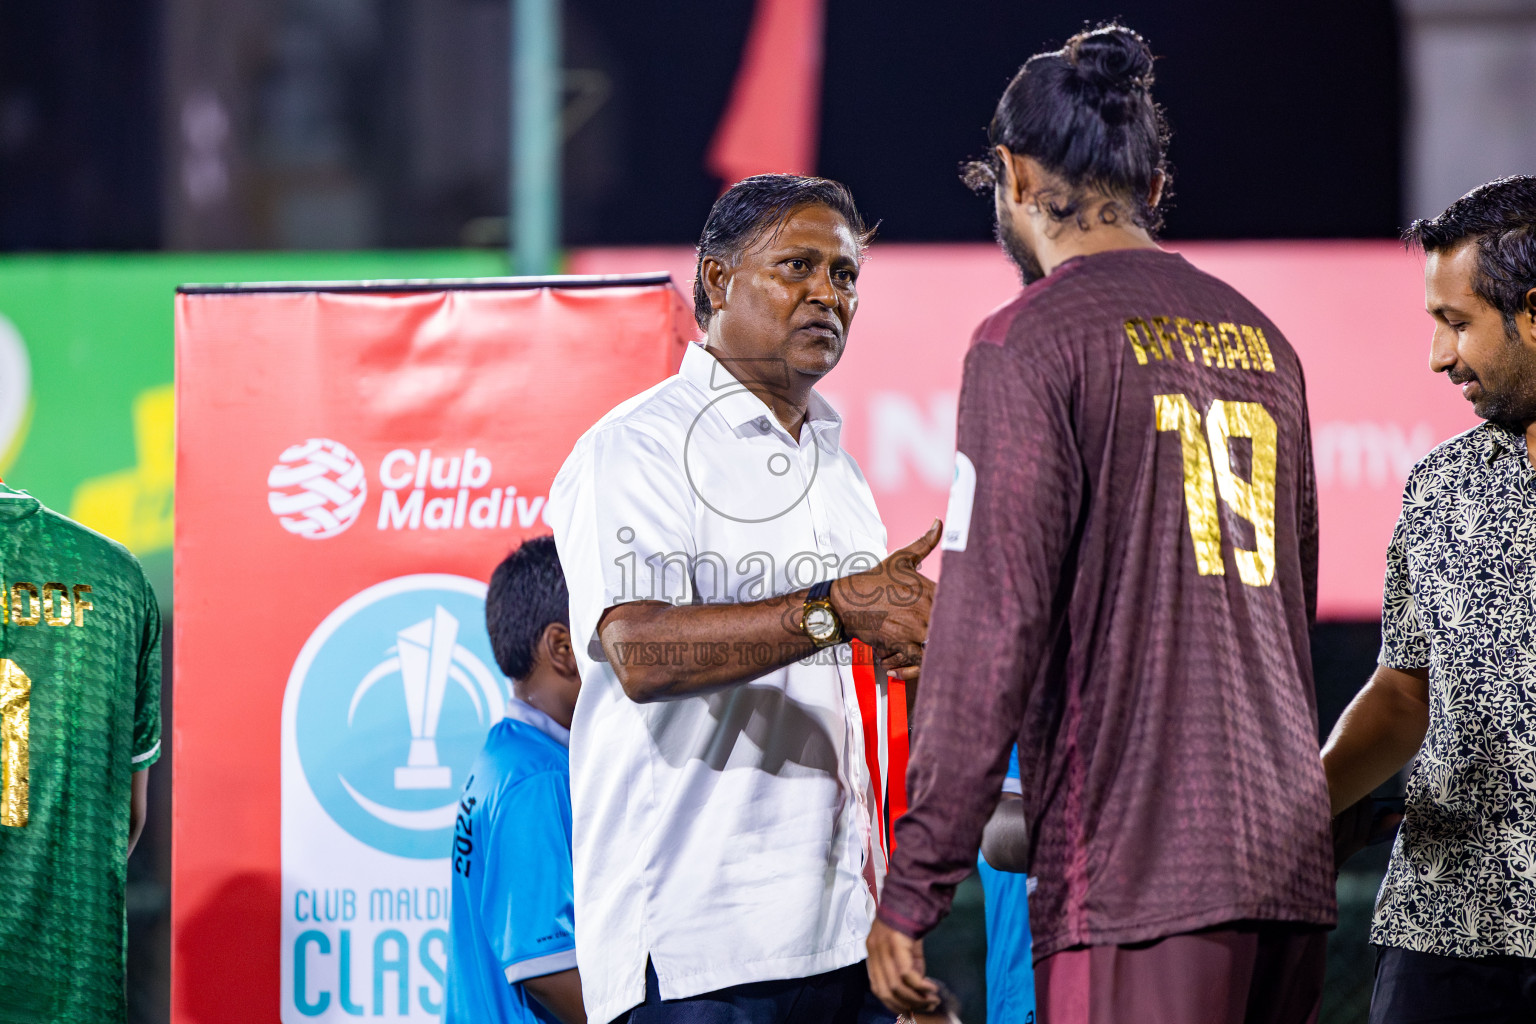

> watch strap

[{"left": 808, "top": 579, "right": 835, "bottom": 603}]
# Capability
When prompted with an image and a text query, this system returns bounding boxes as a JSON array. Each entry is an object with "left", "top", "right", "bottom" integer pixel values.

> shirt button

[{"left": 755, "top": 417, "right": 771, "bottom": 433}]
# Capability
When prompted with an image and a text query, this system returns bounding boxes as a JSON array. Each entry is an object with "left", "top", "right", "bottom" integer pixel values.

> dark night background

[{"left": 0, "top": 0, "right": 1402, "bottom": 252}]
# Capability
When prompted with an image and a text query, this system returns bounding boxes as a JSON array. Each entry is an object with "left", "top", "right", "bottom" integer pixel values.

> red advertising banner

[
  {"left": 571, "top": 243, "right": 1478, "bottom": 619},
  {"left": 172, "top": 276, "right": 692, "bottom": 1023}
]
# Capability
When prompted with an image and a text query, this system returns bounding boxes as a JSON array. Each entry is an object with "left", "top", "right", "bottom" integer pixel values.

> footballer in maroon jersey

[{"left": 868, "top": 25, "right": 1334, "bottom": 1024}]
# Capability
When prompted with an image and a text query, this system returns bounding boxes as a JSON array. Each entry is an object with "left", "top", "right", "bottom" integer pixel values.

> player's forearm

[
  {"left": 979, "top": 794, "right": 1029, "bottom": 872},
  {"left": 599, "top": 596, "right": 819, "bottom": 702},
  {"left": 127, "top": 769, "right": 149, "bottom": 858},
  {"left": 882, "top": 784, "right": 1006, "bottom": 938},
  {"left": 1322, "top": 665, "right": 1429, "bottom": 815},
  {"left": 882, "top": 381, "right": 1046, "bottom": 935},
  {"left": 883, "top": 649, "right": 1019, "bottom": 936},
  {"left": 523, "top": 968, "right": 586, "bottom": 1024}
]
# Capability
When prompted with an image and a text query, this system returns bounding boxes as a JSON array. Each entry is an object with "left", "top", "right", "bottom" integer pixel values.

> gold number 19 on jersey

[
  {"left": 1155, "top": 394, "right": 1278, "bottom": 587},
  {"left": 0, "top": 658, "right": 30, "bottom": 827}
]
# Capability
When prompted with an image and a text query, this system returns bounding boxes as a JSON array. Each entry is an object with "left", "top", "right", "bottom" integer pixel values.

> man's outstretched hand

[
  {"left": 867, "top": 918, "right": 940, "bottom": 1015},
  {"left": 833, "top": 519, "right": 941, "bottom": 681}
]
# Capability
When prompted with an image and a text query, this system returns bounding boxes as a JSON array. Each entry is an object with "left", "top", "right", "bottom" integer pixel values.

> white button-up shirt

[{"left": 547, "top": 342, "right": 889, "bottom": 1023}]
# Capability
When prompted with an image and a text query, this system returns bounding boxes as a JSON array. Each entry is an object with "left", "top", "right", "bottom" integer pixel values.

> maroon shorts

[{"left": 1034, "top": 922, "right": 1327, "bottom": 1024}]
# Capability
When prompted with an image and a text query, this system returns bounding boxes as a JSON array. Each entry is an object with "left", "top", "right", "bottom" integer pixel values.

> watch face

[{"left": 805, "top": 604, "right": 837, "bottom": 641}]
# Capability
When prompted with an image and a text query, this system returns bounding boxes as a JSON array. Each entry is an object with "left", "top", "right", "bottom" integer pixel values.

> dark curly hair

[
  {"left": 1404, "top": 175, "right": 1536, "bottom": 338},
  {"left": 963, "top": 23, "right": 1172, "bottom": 234},
  {"left": 485, "top": 535, "right": 569, "bottom": 681},
  {"left": 693, "top": 174, "right": 875, "bottom": 331}
]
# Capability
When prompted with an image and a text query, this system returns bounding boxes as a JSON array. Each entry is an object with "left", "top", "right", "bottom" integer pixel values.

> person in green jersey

[{"left": 0, "top": 480, "right": 161, "bottom": 1024}]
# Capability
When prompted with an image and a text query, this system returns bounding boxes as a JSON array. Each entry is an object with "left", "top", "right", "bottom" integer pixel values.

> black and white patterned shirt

[{"left": 1374, "top": 421, "right": 1536, "bottom": 958}]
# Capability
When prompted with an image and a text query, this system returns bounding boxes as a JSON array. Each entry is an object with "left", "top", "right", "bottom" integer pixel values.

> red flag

[{"left": 707, "top": 0, "right": 826, "bottom": 186}]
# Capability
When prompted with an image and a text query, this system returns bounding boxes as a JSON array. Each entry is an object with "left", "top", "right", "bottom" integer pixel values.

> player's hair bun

[
  {"left": 1068, "top": 26, "right": 1154, "bottom": 118},
  {"left": 969, "top": 21, "right": 1170, "bottom": 232}
]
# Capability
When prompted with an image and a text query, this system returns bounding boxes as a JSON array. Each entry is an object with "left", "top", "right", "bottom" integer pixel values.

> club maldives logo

[
  {"left": 268, "top": 440, "right": 552, "bottom": 538},
  {"left": 288, "top": 575, "right": 509, "bottom": 859},
  {"left": 267, "top": 439, "right": 368, "bottom": 539}
]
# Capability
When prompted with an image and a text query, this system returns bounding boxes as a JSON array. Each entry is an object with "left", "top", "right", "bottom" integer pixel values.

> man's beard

[
  {"left": 995, "top": 212, "right": 1045, "bottom": 286},
  {"left": 1454, "top": 324, "right": 1536, "bottom": 430},
  {"left": 1474, "top": 387, "right": 1536, "bottom": 432}
]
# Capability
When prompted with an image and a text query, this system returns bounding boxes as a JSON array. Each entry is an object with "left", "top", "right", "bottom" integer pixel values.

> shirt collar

[
  {"left": 503, "top": 697, "right": 570, "bottom": 748},
  {"left": 678, "top": 342, "right": 843, "bottom": 453},
  {"left": 1477, "top": 421, "right": 1531, "bottom": 468},
  {"left": 0, "top": 481, "right": 41, "bottom": 520}
]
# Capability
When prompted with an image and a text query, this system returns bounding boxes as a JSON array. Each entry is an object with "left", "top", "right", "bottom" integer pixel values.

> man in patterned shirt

[
  {"left": 0, "top": 480, "right": 161, "bottom": 1023},
  {"left": 1323, "top": 175, "right": 1536, "bottom": 1020}
]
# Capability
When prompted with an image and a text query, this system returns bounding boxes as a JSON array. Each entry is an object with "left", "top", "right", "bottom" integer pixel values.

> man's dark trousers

[
  {"left": 620, "top": 960, "right": 897, "bottom": 1024},
  {"left": 1371, "top": 945, "right": 1536, "bottom": 1023}
]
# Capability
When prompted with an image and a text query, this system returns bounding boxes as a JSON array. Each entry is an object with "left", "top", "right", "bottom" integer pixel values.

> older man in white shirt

[{"left": 547, "top": 175, "right": 940, "bottom": 1024}]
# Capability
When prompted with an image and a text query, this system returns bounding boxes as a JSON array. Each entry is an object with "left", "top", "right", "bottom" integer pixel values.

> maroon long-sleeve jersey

[{"left": 880, "top": 248, "right": 1336, "bottom": 956}]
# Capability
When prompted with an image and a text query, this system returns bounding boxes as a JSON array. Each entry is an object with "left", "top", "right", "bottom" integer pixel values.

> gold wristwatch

[{"left": 801, "top": 579, "right": 845, "bottom": 648}]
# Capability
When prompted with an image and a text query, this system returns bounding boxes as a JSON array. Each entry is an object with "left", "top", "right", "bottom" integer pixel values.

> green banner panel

[{"left": 0, "top": 250, "right": 508, "bottom": 605}]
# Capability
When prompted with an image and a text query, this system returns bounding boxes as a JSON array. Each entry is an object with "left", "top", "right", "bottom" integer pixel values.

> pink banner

[{"left": 571, "top": 243, "right": 1476, "bottom": 619}]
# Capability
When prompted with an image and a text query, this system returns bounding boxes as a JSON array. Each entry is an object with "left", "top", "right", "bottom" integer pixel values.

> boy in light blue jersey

[
  {"left": 977, "top": 747, "right": 1036, "bottom": 1023},
  {"left": 446, "top": 537, "right": 586, "bottom": 1024}
]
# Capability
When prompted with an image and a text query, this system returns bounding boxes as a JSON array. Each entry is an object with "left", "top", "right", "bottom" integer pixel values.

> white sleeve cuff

[
  {"left": 132, "top": 740, "right": 161, "bottom": 766},
  {"left": 504, "top": 946, "right": 577, "bottom": 984},
  {"left": 1001, "top": 777, "right": 1022, "bottom": 796}
]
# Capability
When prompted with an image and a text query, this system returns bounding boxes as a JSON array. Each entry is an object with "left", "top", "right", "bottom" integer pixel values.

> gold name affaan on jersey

[{"left": 1123, "top": 316, "right": 1277, "bottom": 372}]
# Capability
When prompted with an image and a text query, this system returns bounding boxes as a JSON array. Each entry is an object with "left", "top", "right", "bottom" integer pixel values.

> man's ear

[
  {"left": 1148, "top": 169, "right": 1167, "bottom": 211},
  {"left": 995, "top": 145, "right": 1031, "bottom": 205},
  {"left": 699, "top": 255, "right": 730, "bottom": 322},
  {"left": 542, "top": 622, "right": 580, "bottom": 680}
]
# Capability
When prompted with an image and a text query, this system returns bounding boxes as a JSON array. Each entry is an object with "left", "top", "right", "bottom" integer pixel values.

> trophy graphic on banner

[{"left": 393, "top": 605, "right": 458, "bottom": 790}]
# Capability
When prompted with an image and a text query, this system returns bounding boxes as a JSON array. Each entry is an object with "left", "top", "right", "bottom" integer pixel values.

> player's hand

[
  {"left": 866, "top": 918, "right": 940, "bottom": 1015},
  {"left": 1332, "top": 795, "right": 1405, "bottom": 870},
  {"left": 833, "top": 520, "right": 940, "bottom": 681}
]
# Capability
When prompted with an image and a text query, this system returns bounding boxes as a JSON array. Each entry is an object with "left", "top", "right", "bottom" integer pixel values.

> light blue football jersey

[
  {"left": 978, "top": 746, "right": 1036, "bottom": 1023},
  {"left": 445, "top": 701, "right": 576, "bottom": 1024}
]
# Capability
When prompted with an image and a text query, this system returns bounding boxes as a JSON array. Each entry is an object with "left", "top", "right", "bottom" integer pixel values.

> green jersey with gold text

[{"left": 0, "top": 482, "right": 161, "bottom": 1024}]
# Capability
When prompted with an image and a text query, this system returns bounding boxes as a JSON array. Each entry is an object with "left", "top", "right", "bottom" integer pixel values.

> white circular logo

[
  {"left": 267, "top": 438, "right": 368, "bottom": 539},
  {"left": 288, "top": 574, "right": 508, "bottom": 858}
]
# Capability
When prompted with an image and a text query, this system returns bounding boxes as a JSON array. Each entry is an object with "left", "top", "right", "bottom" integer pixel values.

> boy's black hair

[{"left": 485, "top": 535, "right": 570, "bottom": 680}]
